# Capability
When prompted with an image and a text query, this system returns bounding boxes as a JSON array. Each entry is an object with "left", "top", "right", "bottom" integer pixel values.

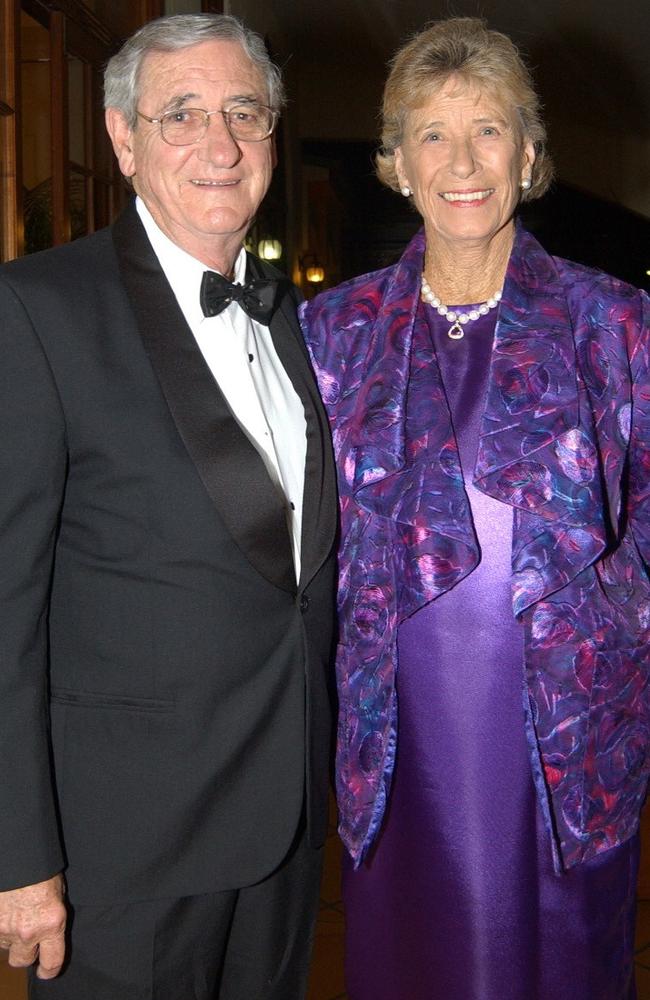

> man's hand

[{"left": 0, "top": 874, "right": 66, "bottom": 979}]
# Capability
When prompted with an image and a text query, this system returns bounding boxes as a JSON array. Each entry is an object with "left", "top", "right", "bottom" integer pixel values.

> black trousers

[{"left": 29, "top": 829, "right": 323, "bottom": 1000}]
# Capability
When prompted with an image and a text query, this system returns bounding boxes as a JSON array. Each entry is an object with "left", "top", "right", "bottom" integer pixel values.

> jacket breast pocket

[{"left": 50, "top": 687, "right": 175, "bottom": 714}]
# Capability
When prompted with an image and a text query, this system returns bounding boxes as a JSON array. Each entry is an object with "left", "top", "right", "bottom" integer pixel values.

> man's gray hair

[{"left": 104, "top": 13, "right": 285, "bottom": 127}]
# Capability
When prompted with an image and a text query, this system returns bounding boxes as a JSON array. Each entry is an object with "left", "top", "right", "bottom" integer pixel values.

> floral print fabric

[{"left": 300, "top": 225, "right": 650, "bottom": 870}]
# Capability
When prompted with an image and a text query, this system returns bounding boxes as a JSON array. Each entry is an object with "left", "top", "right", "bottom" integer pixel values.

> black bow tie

[{"left": 200, "top": 271, "right": 280, "bottom": 325}]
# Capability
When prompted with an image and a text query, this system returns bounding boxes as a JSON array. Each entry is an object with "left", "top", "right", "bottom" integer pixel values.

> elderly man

[{"left": 0, "top": 13, "right": 337, "bottom": 999}]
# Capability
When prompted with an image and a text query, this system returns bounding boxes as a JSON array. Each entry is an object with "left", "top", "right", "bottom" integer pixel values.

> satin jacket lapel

[
  {"left": 333, "top": 229, "right": 480, "bottom": 611},
  {"left": 473, "top": 225, "right": 608, "bottom": 615},
  {"left": 111, "top": 203, "right": 295, "bottom": 593},
  {"left": 247, "top": 254, "right": 337, "bottom": 589},
  {"left": 332, "top": 224, "right": 608, "bottom": 619}
]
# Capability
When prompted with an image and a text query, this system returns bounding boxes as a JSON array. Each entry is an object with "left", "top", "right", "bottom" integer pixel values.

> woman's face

[{"left": 394, "top": 75, "right": 535, "bottom": 253}]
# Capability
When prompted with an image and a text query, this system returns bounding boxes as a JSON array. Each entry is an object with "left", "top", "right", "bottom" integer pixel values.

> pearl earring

[
  {"left": 520, "top": 177, "right": 532, "bottom": 190},
  {"left": 401, "top": 186, "right": 411, "bottom": 197}
]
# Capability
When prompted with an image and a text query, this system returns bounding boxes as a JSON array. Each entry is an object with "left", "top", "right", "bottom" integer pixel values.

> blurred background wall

[{"left": 2, "top": 0, "right": 649, "bottom": 294}]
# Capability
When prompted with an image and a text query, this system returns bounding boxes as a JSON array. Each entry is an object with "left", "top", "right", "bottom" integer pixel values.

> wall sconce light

[
  {"left": 258, "top": 237, "right": 283, "bottom": 261},
  {"left": 300, "top": 253, "right": 325, "bottom": 284}
]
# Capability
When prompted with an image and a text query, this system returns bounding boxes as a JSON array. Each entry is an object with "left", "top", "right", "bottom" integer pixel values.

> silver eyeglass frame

[{"left": 136, "top": 105, "right": 280, "bottom": 145}]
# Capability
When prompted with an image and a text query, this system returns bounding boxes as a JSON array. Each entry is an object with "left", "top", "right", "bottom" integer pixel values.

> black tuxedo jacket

[{"left": 0, "top": 203, "right": 337, "bottom": 905}]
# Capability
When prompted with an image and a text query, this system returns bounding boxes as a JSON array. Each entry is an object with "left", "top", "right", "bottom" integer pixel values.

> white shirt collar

[{"left": 135, "top": 197, "right": 247, "bottom": 328}]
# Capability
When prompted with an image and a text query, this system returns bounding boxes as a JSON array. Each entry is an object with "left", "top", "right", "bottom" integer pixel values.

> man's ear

[
  {"left": 270, "top": 131, "right": 278, "bottom": 170},
  {"left": 105, "top": 107, "right": 136, "bottom": 178}
]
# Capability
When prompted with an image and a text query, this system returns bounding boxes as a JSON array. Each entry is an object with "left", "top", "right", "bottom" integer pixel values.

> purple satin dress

[{"left": 342, "top": 303, "right": 639, "bottom": 1000}]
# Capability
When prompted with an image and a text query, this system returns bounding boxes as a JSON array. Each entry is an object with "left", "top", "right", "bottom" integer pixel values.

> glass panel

[
  {"left": 80, "top": 2, "right": 153, "bottom": 40},
  {"left": 70, "top": 167, "right": 88, "bottom": 240},
  {"left": 91, "top": 66, "right": 112, "bottom": 179},
  {"left": 68, "top": 57, "right": 86, "bottom": 168},
  {"left": 21, "top": 11, "right": 52, "bottom": 253},
  {"left": 93, "top": 178, "right": 111, "bottom": 231},
  {"left": 68, "top": 58, "right": 90, "bottom": 239},
  {"left": 91, "top": 67, "right": 115, "bottom": 230}
]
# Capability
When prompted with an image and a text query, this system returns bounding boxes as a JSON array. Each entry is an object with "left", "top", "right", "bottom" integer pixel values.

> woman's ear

[
  {"left": 521, "top": 138, "right": 536, "bottom": 182},
  {"left": 394, "top": 147, "right": 411, "bottom": 193}
]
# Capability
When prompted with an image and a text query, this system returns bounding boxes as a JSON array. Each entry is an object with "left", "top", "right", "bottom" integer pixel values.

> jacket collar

[
  {"left": 346, "top": 222, "right": 608, "bottom": 616},
  {"left": 111, "top": 201, "right": 305, "bottom": 594},
  {"left": 475, "top": 226, "right": 607, "bottom": 614},
  {"left": 247, "top": 252, "right": 338, "bottom": 591},
  {"left": 476, "top": 225, "right": 579, "bottom": 482}
]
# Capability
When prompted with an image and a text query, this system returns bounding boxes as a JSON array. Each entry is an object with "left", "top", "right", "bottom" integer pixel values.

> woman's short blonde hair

[{"left": 376, "top": 17, "right": 553, "bottom": 202}]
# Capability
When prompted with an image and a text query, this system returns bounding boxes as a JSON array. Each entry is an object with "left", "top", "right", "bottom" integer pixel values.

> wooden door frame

[
  {"left": 0, "top": 0, "right": 22, "bottom": 260},
  {"left": 0, "top": 0, "right": 164, "bottom": 263}
]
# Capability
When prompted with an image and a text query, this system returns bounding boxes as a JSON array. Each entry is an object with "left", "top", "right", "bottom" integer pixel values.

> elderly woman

[{"left": 300, "top": 17, "right": 650, "bottom": 1000}]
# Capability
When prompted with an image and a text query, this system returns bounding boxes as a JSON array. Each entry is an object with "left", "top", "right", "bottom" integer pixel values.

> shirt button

[{"left": 299, "top": 594, "right": 310, "bottom": 613}]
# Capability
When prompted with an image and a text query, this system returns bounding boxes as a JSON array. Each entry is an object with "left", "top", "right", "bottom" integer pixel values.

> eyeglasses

[{"left": 136, "top": 103, "right": 279, "bottom": 146}]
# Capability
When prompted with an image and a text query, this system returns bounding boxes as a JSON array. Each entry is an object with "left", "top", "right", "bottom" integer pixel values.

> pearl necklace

[{"left": 421, "top": 274, "right": 502, "bottom": 340}]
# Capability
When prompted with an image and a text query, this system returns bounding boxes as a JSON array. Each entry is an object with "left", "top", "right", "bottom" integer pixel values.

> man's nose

[{"left": 196, "top": 112, "right": 242, "bottom": 166}]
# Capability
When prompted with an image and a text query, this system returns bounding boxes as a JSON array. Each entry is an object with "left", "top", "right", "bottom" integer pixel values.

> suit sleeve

[
  {"left": 0, "top": 276, "right": 67, "bottom": 890},
  {"left": 628, "top": 290, "right": 650, "bottom": 570}
]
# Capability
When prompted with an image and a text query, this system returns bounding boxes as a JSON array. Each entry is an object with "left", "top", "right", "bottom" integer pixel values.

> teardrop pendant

[{"left": 421, "top": 275, "right": 502, "bottom": 342}]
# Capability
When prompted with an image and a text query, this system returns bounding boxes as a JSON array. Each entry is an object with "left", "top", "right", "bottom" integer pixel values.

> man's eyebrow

[
  {"left": 160, "top": 93, "right": 198, "bottom": 113},
  {"left": 224, "top": 93, "right": 265, "bottom": 105},
  {"left": 159, "top": 91, "right": 265, "bottom": 114}
]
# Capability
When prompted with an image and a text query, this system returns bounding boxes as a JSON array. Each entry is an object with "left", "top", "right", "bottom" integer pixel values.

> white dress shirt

[{"left": 136, "top": 198, "right": 306, "bottom": 580}]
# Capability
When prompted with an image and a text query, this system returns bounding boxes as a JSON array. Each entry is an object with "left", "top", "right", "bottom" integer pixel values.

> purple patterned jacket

[{"left": 299, "top": 224, "right": 650, "bottom": 872}]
